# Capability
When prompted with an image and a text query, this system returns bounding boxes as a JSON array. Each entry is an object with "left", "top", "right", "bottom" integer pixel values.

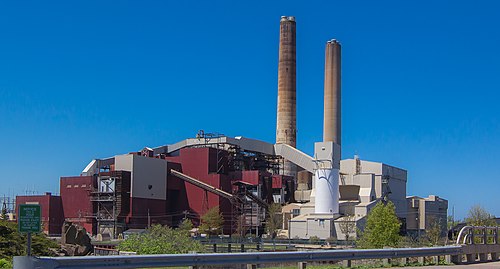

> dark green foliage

[
  {"left": 309, "top": 235, "right": 320, "bottom": 244},
  {"left": 357, "top": 201, "right": 401, "bottom": 249},
  {"left": 199, "top": 206, "right": 224, "bottom": 236},
  {"left": 0, "top": 220, "right": 58, "bottom": 261},
  {"left": 118, "top": 224, "right": 204, "bottom": 254}
]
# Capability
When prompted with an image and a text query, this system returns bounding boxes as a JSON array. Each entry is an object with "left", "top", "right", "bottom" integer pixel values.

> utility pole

[{"left": 148, "top": 209, "right": 151, "bottom": 228}]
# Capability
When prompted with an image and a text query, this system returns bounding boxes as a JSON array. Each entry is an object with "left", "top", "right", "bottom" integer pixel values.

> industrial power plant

[{"left": 15, "top": 16, "right": 448, "bottom": 241}]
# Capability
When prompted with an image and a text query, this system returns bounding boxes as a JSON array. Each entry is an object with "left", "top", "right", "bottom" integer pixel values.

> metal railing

[
  {"left": 14, "top": 226, "right": 500, "bottom": 268},
  {"left": 14, "top": 246, "right": 462, "bottom": 269},
  {"left": 456, "top": 225, "right": 499, "bottom": 245}
]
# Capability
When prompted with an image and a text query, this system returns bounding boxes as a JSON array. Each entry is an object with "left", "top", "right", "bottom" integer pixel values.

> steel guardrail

[{"left": 14, "top": 246, "right": 462, "bottom": 269}]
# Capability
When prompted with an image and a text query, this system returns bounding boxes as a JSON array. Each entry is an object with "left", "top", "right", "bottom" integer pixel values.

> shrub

[{"left": 118, "top": 224, "right": 204, "bottom": 254}]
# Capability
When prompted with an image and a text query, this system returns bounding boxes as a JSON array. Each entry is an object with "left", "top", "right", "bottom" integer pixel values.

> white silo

[{"left": 314, "top": 168, "right": 339, "bottom": 214}]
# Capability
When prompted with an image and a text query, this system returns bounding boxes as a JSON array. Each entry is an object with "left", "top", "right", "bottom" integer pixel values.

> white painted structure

[{"left": 314, "top": 168, "right": 339, "bottom": 214}]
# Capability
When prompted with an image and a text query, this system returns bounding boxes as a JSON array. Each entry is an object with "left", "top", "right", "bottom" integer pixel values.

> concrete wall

[
  {"left": 340, "top": 159, "right": 407, "bottom": 218},
  {"left": 289, "top": 217, "right": 336, "bottom": 239},
  {"left": 406, "top": 195, "right": 448, "bottom": 235}
]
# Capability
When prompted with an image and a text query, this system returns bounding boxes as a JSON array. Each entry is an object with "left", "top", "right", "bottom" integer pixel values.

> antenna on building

[{"left": 355, "top": 154, "right": 361, "bottom": 175}]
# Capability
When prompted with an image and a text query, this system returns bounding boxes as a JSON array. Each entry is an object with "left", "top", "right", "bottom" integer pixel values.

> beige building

[
  {"left": 287, "top": 157, "right": 411, "bottom": 240},
  {"left": 406, "top": 195, "right": 448, "bottom": 237},
  {"left": 339, "top": 157, "right": 408, "bottom": 219}
]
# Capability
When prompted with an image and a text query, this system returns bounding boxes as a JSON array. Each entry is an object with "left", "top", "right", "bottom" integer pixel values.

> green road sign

[{"left": 18, "top": 204, "right": 41, "bottom": 233}]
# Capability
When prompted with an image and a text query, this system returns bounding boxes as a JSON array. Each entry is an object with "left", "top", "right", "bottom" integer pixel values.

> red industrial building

[
  {"left": 17, "top": 135, "right": 298, "bottom": 238},
  {"left": 15, "top": 192, "right": 64, "bottom": 236}
]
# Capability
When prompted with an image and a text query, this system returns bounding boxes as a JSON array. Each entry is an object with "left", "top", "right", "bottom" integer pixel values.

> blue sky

[{"left": 0, "top": 1, "right": 498, "bottom": 219}]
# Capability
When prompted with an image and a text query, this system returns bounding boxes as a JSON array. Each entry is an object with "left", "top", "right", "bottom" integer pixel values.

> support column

[
  {"left": 298, "top": 262, "right": 307, "bottom": 269},
  {"left": 466, "top": 254, "right": 474, "bottom": 263},
  {"left": 417, "top": 257, "right": 424, "bottom": 264},
  {"left": 432, "top": 256, "right": 439, "bottom": 264},
  {"left": 451, "top": 254, "right": 462, "bottom": 264},
  {"left": 401, "top": 257, "right": 409, "bottom": 266},
  {"left": 492, "top": 252, "right": 498, "bottom": 261}
]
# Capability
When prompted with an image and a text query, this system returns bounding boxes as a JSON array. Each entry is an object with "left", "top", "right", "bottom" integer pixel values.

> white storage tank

[{"left": 314, "top": 168, "right": 339, "bottom": 214}]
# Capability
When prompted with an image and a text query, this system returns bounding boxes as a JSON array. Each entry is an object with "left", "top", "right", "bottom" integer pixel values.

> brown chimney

[
  {"left": 276, "top": 16, "right": 297, "bottom": 177},
  {"left": 323, "top": 39, "right": 341, "bottom": 145}
]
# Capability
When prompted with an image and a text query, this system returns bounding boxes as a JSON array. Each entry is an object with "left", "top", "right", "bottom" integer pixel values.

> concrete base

[
  {"left": 401, "top": 257, "right": 409, "bottom": 266},
  {"left": 492, "top": 252, "right": 499, "bottom": 261},
  {"left": 451, "top": 254, "right": 462, "bottom": 264},
  {"left": 417, "top": 257, "right": 424, "bottom": 264},
  {"left": 466, "top": 254, "right": 475, "bottom": 263},
  {"left": 298, "top": 262, "right": 307, "bottom": 269},
  {"left": 342, "top": 260, "right": 352, "bottom": 267}
]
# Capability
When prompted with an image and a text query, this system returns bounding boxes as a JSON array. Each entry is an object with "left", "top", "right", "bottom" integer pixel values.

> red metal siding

[
  {"left": 60, "top": 176, "right": 93, "bottom": 232},
  {"left": 241, "top": 171, "right": 260, "bottom": 185},
  {"left": 166, "top": 147, "right": 233, "bottom": 233},
  {"left": 15, "top": 193, "right": 64, "bottom": 235},
  {"left": 127, "top": 197, "right": 168, "bottom": 228},
  {"left": 272, "top": 175, "right": 283, "bottom": 189}
]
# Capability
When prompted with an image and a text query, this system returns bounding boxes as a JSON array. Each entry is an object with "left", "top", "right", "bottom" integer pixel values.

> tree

[
  {"left": 465, "top": 205, "right": 496, "bottom": 226},
  {"left": 447, "top": 215, "right": 455, "bottom": 230},
  {"left": 199, "top": 206, "right": 224, "bottom": 236},
  {"left": 265, "top": 203, "right": 282, "bottom": 239},
  {"left": 339, "top": 214, "right": 356, "bottom": 241},
  {"left": 118, "top": 224, "right": 204, "bottom": 254},
  {"left": 0, "top": 220, "right": 58, "bottom": 262},
  {"left": 357, "top": 201, "right": 401, "bottom": 249},
  {"left": 426, "top": 216, "right": 443, "bottom": 246},
  {"left": 178, "top": 218, "right": 193, "bottom": 237},
  {"left": 235, "top": 214, "right": 249, "bottom": 238}
]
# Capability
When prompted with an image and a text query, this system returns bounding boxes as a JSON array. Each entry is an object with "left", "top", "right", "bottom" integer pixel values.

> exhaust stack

[
  {"left": 276, "top": 16, "right": 297, "bottom": 178},
  {"left": 314, "top": 39, "right": 342, "bottom": 215},
  {"left": 323, "top": 39, "right": 341, "bottom": 145}
]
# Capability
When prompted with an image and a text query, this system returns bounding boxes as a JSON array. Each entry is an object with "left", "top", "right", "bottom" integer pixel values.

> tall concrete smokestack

[
  {"left": 323, "top": 39, "right": 341, "bottom": 145},
  {"left": 276, "top": 16, "right": 297, "bottom": 177}
]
